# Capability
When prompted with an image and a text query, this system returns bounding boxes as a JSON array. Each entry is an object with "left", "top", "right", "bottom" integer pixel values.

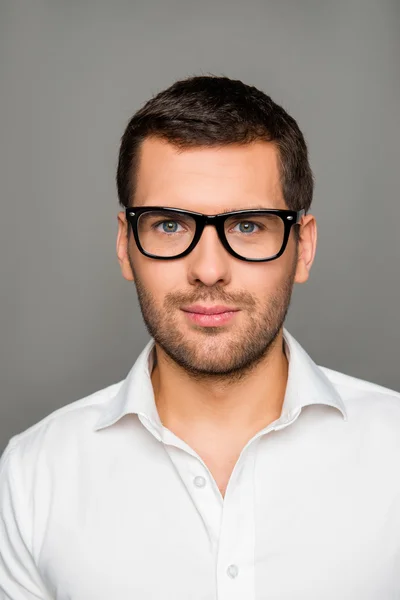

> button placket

[
  {"left": 164, "top": 445, "right": 223, "bottom": 547},
  {"left": 190, "top": 469, "right": 223, "bottom": 546},
  {"left": 216, "top": 441, "right": 257, "bottom": 600}
]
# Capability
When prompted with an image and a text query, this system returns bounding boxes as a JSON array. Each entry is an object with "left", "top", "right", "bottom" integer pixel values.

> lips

[
  {"left": 181, "top": 305, "right": 239, "bottom": 315},
  {"left": 180, "top": 305, "right": 240, "bottom": 327}
]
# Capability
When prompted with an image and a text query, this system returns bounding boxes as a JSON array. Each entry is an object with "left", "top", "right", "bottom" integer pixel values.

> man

[{"left": 1, "top": 75, "right": 399, "bottom": 599}]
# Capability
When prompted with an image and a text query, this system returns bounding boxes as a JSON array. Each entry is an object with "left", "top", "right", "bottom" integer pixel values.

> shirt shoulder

[
  {"left": 2, "top": 378, "right": 124, "bottom": 460},
  {"left": 320, "top": 365, "right": 400, "bottom": 401},
  {"left": 319, "top": 365, "right": 400, "bottom": 428}
]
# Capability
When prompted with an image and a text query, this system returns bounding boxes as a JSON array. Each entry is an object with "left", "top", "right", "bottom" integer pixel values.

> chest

[
  {"left": 37, "top": 420, "right": 400, "bottom": 600},
  {"left": 203, "top": 455, "right": 237, "bottom": 498},
  {"left": 190, "top": 440, "right": 247, "bottom": 498},
  {"left": 180, "top": 430, "right": 255, "bottom": 499}
]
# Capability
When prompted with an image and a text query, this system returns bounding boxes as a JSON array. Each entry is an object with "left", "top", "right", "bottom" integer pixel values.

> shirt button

[
  {"left": 227, "top": 564, "right": 239, "bottom": 579},
  {"left": 193, "top": 476, "right": 206, "bottom": 488}
]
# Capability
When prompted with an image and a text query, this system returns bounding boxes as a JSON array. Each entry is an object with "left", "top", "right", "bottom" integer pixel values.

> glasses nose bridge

[
  {"left": 202, "top": 213, "right": 219, "bottom": 226},
  {"left": 198, "top": 213, "right": 224, "bottom": 243},
  {"left": 191, "top": 213, "right": 226, "bottom": 255}
]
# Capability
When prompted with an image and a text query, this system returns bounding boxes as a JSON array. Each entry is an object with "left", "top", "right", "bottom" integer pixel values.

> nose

[{"left": 187, "top": 224, "right": 232, "bottom": 287}]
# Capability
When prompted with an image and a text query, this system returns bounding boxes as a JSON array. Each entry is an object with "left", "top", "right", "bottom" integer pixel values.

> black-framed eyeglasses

[{"left": 125, "top": 206, "right": 305, "bottom": 262}]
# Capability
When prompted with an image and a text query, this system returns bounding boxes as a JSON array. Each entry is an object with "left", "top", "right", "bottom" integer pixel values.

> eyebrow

[{"left": 219, "top": 205, "right": 273, "bottom": 213}]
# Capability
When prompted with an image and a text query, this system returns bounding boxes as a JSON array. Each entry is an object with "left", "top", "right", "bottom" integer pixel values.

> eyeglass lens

[{"left": 137, "top": 210, "right": 285, "bottom": 259}]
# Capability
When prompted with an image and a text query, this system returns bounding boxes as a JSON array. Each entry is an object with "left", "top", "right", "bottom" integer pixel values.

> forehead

[{"left": 134, "top": 137, "right": 286, "bottom": 212}]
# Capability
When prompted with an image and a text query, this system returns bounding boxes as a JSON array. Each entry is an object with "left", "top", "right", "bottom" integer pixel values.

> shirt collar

[{"left": 93, "top": 327, "right": 348, "bottom": 433}]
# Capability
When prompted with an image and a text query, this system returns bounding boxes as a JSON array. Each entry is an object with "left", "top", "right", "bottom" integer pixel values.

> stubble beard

[{"left": 129, "top": 254, "right": 297, "bottom": 383}]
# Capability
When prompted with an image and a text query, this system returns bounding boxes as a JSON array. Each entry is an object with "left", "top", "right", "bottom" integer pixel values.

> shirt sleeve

[{"left": 0, "top": 441, "right": 52, "bottom": 599}]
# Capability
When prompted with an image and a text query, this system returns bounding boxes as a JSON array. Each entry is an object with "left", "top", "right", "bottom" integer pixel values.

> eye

[
  {"left": 154, "top": 220, "right": 185, "bottom": 234},
  {"left": 231, "top": 221, "right": 261, "bottom": 234}
]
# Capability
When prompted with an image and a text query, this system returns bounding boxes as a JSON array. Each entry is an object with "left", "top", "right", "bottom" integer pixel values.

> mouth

[{"left": 180, "top": 305, "right": 240, "bottom": 327}]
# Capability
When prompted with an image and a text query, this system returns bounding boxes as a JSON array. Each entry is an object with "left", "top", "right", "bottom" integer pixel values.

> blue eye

[
  {"left": 234, "top": 221, "right": 259, "bottom": 234},
  {"left": 156, "top": 221, "right": 183, "bottom": 233},
  {"left": 163, "top": 221, "right": 177, "bottom": 233}
]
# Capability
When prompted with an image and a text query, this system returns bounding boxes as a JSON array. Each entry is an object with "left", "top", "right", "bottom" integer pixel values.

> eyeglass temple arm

[{"left": 296, "top": 209, "right": 306, "bottom": 223}]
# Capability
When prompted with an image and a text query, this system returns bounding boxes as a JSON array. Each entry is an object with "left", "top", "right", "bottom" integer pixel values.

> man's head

[{"left": 116, "top": 75, "right": 317, "bottom": 379}]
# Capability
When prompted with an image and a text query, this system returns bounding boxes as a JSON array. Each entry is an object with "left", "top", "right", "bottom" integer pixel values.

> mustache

[{"left": 164, "top": 288, "right": 257, "bottom": 310}]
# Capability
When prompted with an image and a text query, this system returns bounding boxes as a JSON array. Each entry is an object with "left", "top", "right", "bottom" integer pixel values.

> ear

[
  {"left": 116, "top": 211, "right": 135, "bottom": 282},
  {"left": 294, "top": 214, "right": 317, "bottom": 284}
]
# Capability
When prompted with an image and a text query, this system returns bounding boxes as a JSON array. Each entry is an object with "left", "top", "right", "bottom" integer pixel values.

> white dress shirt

[{"left": 1, "top": 328, "right": 400, "bottom": 600}]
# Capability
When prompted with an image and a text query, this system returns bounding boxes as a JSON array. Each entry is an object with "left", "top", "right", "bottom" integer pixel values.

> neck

[{"left": 151, "top": 329, "right": 289, "bottom": 440}]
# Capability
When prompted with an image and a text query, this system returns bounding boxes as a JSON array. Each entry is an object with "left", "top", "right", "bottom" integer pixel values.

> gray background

[{"left": 1, "top": 0, "right": 399, "bottom": 453}]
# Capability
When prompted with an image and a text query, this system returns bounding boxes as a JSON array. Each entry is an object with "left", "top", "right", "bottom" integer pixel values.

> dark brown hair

[{"left": 116, "top": 75, "right": 314, "bottom": 221}]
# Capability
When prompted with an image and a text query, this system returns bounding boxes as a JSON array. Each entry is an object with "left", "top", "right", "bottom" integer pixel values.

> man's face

[{"left": 117, "top": 137, "right": 313, "bottom": 378}]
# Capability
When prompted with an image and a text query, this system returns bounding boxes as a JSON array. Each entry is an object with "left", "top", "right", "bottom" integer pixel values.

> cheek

[
  {"left": 235, "top": 261, "right": 285, "bottom": 296},
  {"left": 134, "top": 257, "right": 186, "bottom": 299}
]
